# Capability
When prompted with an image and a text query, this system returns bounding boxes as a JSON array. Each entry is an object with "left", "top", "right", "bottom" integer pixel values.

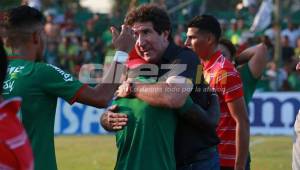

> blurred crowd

[
  {"left": 223, "top": 19, "right": 300, "bottom": 92},
  {"left": 40, "top": 8, "right": 120, "bottom": 76},
  {"left": 14, "top": 2, "right": 300, "bottom": 92}
]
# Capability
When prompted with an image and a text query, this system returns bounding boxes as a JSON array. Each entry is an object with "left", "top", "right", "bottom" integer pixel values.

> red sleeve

[
  {"left": 0, "top": 114, "right": 34, "bottom": 170},
  {"left": 215, "top": 68, "right": 244, "bottom": 102},
  {"left": 69, "top": 84, "right": 89, "bottom": 104},
  {"left": 6, "top": 131, "right": 34, "bottom": 170}
]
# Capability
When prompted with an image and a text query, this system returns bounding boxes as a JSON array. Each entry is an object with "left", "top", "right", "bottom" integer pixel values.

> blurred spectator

[
  {"left": 294, "top": 37, "right": 300, "bottom": 58},
  {"left": 225, "top": 19, "right": 240, "bottom": 45},
  {"left": 174, "top": 24, "right": 186, "bottom": 47},
  {"left": 280, "top": 62, "right": 293, "bottom": 91},
  {"left": 288, "top": 61, "right": 300, "bottom": 91},
  {"left": 225, "top": 18, "right": 246, "bottom": 45},
  {"left": 84, "top": 20, "right": 98, "bottom": 43},
  {"left": 260, "top": 35, "right": 274, "bottom": 61},
  {"left": 58, "top": 36, "right": 80, "bottom": 74},
  {"left": 44, "top": 14, "right": 60, "bottom": 40},
  {"left": 281, "top": 19, "right": 299, "bottom": 48},
  {"left": 281, "top": 35, "right": 295, "bottom": 63},
  {"left": 80, "top": 38, "right": 94, "bottom": 64},
  {"left": 61, "top": 18, "right": 81, "bottom": 37},
  {"left": 265, "top": 62, "right": 277, "bottom": 91},
  {"left": 265, "top": 61, "right": 291, "bottom": 91},
  {"left": 91, "top": 37, "right": 105, "bottom": 64},
  {"left": 44, "top": 42, "right": 59, "bottom": 65},
  {"left": 10, "top": 1, "right": 298, "bottom": 92},
  {"left": 264, "top": 23, "right": 277, "bottom": 42},
  {"left": 22, "top": 0, "right": 41, "bottom": 10},
  {"left": 174, "top": 33, "right": 184, "bottom": 47},
  {"left": 83, "top": 13, "right": 107, "bottom": 44}
]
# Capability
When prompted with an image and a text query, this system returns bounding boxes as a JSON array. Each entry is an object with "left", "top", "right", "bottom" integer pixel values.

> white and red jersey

[
  {"left": 0, "top": 98, "right": 34, "bottom": 170},
  {"left": 203, "top": 51, "right": 244, "bottom": 167}
]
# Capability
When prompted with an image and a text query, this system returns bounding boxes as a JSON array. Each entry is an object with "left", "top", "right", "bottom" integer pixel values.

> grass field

[{"left": 55, "top": 135, "right": 293, "bottom": 170}]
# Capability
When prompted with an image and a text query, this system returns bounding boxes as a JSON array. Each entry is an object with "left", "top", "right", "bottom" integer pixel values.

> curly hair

[{"left": 124, "top": 4, "right": 172, "bottom": 41}]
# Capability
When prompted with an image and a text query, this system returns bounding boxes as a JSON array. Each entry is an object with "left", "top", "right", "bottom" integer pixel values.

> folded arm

[{"left": 178, "top": 92, "right": 220, "bottom": 130}]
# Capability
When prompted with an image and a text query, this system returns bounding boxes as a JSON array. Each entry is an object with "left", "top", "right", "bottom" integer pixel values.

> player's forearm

[
  {"left": 94, "top": 61, "right": 126, "bottom": 106},
  {"left": 134, "top": 83, "right": 190, "bottom": 108},
  {"left": 236, "top": 43, "right": 266, "bottom": 65},
  {"left": 77, "top": 62, "right": 126, "bottom": 107},
  {"left": 76, "top": 83, "right": 118, "bottom": 108},
  {"left": 180, "top": 104, "right": 217, "bottom": 130},
  {"left": 179, "top": 94, "right": 220, "bottom": 129},
  {"left": 235, "top": 119, "right": 250, "bottom": 169},
  {"left": 95, "top": 83, "right": 120, "bottom": 106}
]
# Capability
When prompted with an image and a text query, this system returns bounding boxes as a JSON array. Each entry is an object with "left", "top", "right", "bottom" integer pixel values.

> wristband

[{"left": 113, "top": 51, "right": 129, "bottom": 63}]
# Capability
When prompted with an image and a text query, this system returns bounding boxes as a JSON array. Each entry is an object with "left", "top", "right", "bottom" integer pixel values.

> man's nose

[{"left": 136, "top": 35, "right": 146, "bottom": 47}]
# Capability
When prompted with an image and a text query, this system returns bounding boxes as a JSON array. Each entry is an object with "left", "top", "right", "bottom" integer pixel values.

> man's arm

[
  {"left": 116, "top": 76, "right": 193, "bottom": 109},
  {"left": 117, "top": 48, "right": 199, "bottom": 109},
  {"left": 76, "top": 25, "right": 135, "bottom": 108},
  {"left": 178, "top": 92, "right": 220, "bottom": 130},
  {"left": 227, "top": 97, "right": 249, "bottom": 170},
  {"left": 76, "top": 62, "right": 125, "bottom": 107},
  {"left": 237, "top": 43, "right": 268, "bottom": 78},
  {"left": 133, "top": 81, "right": 192, "bottom": 109}
]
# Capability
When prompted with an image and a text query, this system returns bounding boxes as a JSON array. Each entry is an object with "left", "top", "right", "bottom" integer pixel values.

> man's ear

[
  {"left": 207, "top": 34, "right": 216, "bottom": 45},
  {"left": 162, "top": 30, "right": 170, "bottom": 41},
  {"left": 32, "top": 31, "right": 39, "bottom": 44}
]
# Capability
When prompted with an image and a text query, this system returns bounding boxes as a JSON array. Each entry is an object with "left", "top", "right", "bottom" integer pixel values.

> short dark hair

[
  {"left": 124, "top": 4, "right": 172, "bottom": 41},
  {"left": 219, "top": 38, "right": 236, "bottom": 61},
  {"left": 3, "top": 5, "right": 45, "bottom": 48},
  {"left": 8, "top": 5, "right": 45, "bottom": 29},
  {"left": 188, "top": 15, "right": 222, "bottom": 42},
  {"left": 0, "top": 39, "right": 7, "bottom": 94}
]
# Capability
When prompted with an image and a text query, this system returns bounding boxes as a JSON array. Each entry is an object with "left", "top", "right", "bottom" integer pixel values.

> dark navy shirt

[
  {"left": 158, "top": 42, "right": 220, "bottom": 165},
  {"left": 128, "top": 42, "right": 220, "bottom": 165}
]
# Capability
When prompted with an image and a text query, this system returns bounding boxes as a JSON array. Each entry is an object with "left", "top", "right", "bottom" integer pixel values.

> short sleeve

[
  {"left": 215, "top": 68, "right": 244, "bottom": 102},
  {"left": 37, "top": 64, "right": 85, "bottom": 104}
]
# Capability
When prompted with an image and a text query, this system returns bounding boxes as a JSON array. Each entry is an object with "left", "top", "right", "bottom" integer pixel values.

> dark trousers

[{"left": 177, "top": 150, "right": 220, "bottom": 170}]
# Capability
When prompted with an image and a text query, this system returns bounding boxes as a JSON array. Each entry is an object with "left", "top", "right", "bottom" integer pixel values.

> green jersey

[
  {"left": 3, "top": 58, "right": 84, "bottom": 170},
  {"left": 113, "top": 77, "right": 192, "bottom": 170},
  {"left": 238, "top": 63, "right": 259, "bottom": 104}
]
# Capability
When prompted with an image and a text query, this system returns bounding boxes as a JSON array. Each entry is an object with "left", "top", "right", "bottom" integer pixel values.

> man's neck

[
  {"left": 12, "top": 48, "right": 36, "bottom": 61},
  {"left": 201, "top": 45, "right": 219, "bottom": 66},
  {"left": 153, "top": 41, "right": 170, "bottom": 64}
]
